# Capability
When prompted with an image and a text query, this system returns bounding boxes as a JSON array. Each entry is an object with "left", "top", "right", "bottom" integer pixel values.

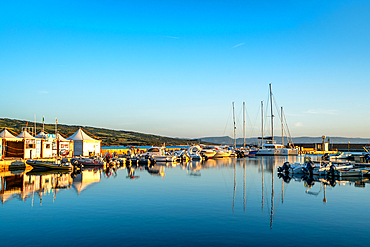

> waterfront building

[{"left": 68, "top": 128, "right": 101, "bottom": 157}]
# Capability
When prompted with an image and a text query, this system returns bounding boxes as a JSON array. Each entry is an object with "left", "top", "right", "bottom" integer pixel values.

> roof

[
  {"left": 68, "top": 128, "right": 98, "bottom": 141},
  {"left": 36, "top": 131, "right": 47, "bottom": 139},
  {"left": 17, "top": 130, "right": 35, "bottom": 139},
  {"left": 0, "top": 129, "right": 19, "bottom": 139},
  {"left": 57, "top": 133, "right": 68, "bottom": 141}
]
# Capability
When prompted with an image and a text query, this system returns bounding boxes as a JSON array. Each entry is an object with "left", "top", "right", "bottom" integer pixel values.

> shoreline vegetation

[
  {"left": 1, "top": 118, "right": 370, "bottom": 147},
  {"left": 0, "top": 118, "right": 198, "bottom": 146}
]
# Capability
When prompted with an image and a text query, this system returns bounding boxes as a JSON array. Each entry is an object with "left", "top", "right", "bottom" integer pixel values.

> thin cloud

[
  {"left": 39, "top": 91, "right": 49, "bottom": 94},
  {"left": 285, "top": 113, "right": 303, "bottom": 117},
  {"left": 232, "top": 43, "right": 245, "bottom": 48},
  {"left": 305, "top": 109, "right": 337, "bottom": 115},
  {"left": 295, "top": 122, "right": 303, "bottom": 127},
  {"left": 164, "top": 35, "right": 180, "bottom": 39}
]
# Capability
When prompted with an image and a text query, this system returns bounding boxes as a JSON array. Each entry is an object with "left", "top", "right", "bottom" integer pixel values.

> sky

[{"left": 1, "top": 0, "right": 370, "bottom": 139}]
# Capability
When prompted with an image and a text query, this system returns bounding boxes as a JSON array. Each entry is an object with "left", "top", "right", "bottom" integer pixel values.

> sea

[{"left": 1, "top": 155, "right": 370, "bottom": 247}]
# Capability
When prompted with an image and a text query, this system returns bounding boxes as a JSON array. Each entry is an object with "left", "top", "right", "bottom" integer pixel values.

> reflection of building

[
  {"left": 72, "top": 169, "right": 101, "bottom": 194},
  {"left": 0, "top": 170, "right": 73, "bottom": 204}
]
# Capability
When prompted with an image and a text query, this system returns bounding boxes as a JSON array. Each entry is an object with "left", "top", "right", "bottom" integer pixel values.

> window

[{"left": 26, "top": 144, "right": 35, "bottom": 149}]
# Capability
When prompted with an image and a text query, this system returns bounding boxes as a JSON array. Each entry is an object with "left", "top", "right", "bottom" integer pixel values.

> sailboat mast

[
  {"left": 281, "top": 107, "right": 284, "bottom": 146},
  {"left": 269, "top": 83, "right": 274, "bottom": 141},
  {"left": 243, "top": 159, "right": 246, "bottom": 211},
  {"left": 243, "top": 102, "right": 245, "bottom": 148},
  {"left": 233, "top": 102, "right": 236, "bottom": 149},
  {"left": 233, "top": 160, "right": 236, "bottom": 212},
  {"left": 261, "top": 158, "right": 264, "bottom": 211},
  {"left": 270, "top": 165, "right": 274, "bottom": 229},
  {"left": 261, "top": 101, "right": 264, "bottom": 148}
]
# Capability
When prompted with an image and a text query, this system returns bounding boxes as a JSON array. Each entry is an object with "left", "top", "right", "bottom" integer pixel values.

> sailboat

[{"left": 257, "top": 84, "right": 298, "bottom": 156}]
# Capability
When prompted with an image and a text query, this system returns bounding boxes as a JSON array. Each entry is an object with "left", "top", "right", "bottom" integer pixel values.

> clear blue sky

[{"left": 1, "top": 0, "right": 369, "bottom": 139}]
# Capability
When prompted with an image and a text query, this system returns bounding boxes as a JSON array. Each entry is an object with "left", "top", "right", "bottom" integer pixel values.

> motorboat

[
  {"left": 278, "top": 161, "right": 311, "bottom": 175},
  {"left": 257, "top": 141, "right": 287, "bottom": 156},
  {"left": 213, "top": 147, "right": 232, "bottom": 158},
  {"left": 26, "top": 159, "right": 73, "bottom": 171},
  {"left": 199, "top": 147, "right": 217, "bottom": 159},
  {"left": 138, "top": 147, "right": 177, "bottom": 163},
  {"left": 334, "top": 168, "right": 370, "bottom": 177},
  {"left": 187, "top": 145, "right": 203, "bottom": 161},
  {"left": 312, "top": 163, "right": 354, "bottom": 176},
  {"left": 71, "top": 157, "right": 105, "bottom": 167}
]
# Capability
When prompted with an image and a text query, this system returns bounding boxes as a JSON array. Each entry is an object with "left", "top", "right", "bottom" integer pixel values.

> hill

[{"left": 0, "top": 118, "right": 201, "bottom": 146}]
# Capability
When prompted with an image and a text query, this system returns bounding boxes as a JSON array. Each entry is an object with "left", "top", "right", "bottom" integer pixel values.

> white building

[{"left": 68, "top": 128, "right": 101, "bottom": 157}]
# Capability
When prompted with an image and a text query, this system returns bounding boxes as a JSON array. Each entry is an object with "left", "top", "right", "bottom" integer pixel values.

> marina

[
  {"left": 1, "top": 155, "right": 370, "bottom": 247},
  {"left": 2, "top": 1, "right": 370, "bottom": 246}
]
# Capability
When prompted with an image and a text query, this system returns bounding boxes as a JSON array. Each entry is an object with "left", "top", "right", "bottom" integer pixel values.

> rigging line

[
  {"left": 236, "top": 104, "right": 243, "bottom": 138},
  {"left": 264, "top": 90, "right": 271, "bottom": 137},
  {"left": 222, "top": 105, "right": 233, "bottom": 137},
  {"left": 283, "top": 113, "right": 294, "bottom": 145},
  {"left": 248, "top": 103, "right": 260, "bottom": 139},
  {"left": 221, "top": 166, "right": 232, "bottom": 201},
  {"left": 273, "top": 185, "right": 283, "bottom": 214}
]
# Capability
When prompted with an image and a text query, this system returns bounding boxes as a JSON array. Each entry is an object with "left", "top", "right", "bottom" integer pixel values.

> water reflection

[
  {"left": 73, "top": 168, "right": 101, "bottom": 194},
  {"left": 1, "top": 156, "right": 368, "bottom": 211},
  {"left": 2, "top": 156, "right": 370, "bottom": 247}
]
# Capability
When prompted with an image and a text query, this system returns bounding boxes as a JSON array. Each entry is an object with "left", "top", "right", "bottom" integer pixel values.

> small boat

[
  {"left": 138, "top": 147, "right": 177, "bottom": 163},
  {"left": 187, "top": 145, "right": 203, "bottom": 161},
  {"left": 213, "top": 147, "right": 232, "bottom": 158},
  {"left": 9, "top": 160, "right": 26, "bottom": 171},
  {"left": 331, "top": 167, "right": 370, "bottom": 177},
  {"left": 247, "top": 149, "right": 259, "bottom": 157},
  {"left": 71, "top": 157, "right": 104, "bottom": 167},
  {"left": 200, "top": 148, "right": 217, "bottom": 159},
  {"left": 277, "top": 161, "right": 310, "bottom": 174},
  {"left": 26, "top": 159, "right": 73, "bottom": 171}
]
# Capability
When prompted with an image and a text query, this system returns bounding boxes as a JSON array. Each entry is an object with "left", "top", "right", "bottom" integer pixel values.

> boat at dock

[
  {"left": 199, "top": 146, "right": 217, "bottom": 159},
  {"left": 213, "top": 147, "right": 233, "bottom": 158},
  {"left": 26, "top": 159, "right": 73, "bottom": 171},
  {"left": 187, "top": 145, "right": 203, "bottom": 161},
  {"left": 71, "top": 157, "right": 105, "bottom": 167},
  {"left": 138, "top": 146, "right": 177, "bottom": 163}
]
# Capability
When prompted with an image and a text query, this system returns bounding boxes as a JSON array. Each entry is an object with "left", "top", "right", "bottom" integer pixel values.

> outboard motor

[
  {"left": 329, "top": 164, "right": 336, "bottom": 174},
  {"left": 277, "top": 166, "right": 284, "bottom": 173},
  {"left": 302, "top": 161, "right": 315, "bottom": 175},
  {"left": 323, "top": 153, "right": 330, "bottom": 161},
  {"left": 278, "top": 162, "right": 290, "bottom": 174},
  {"left": 364, "top": 153, "right": 370, "bottom": 162}
]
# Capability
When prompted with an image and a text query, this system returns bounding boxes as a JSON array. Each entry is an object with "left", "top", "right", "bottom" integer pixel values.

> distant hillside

[
  {"left": 200, "top": 136, "right": 370, "bottom": 145},
  {"left": 0, "top": 118, "right": 203, "bottom": 146}
]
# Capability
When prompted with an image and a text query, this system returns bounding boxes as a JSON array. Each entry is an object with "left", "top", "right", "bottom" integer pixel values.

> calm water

[{"left": 1, "top": 156, "right": 370, "bottom": 247}]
